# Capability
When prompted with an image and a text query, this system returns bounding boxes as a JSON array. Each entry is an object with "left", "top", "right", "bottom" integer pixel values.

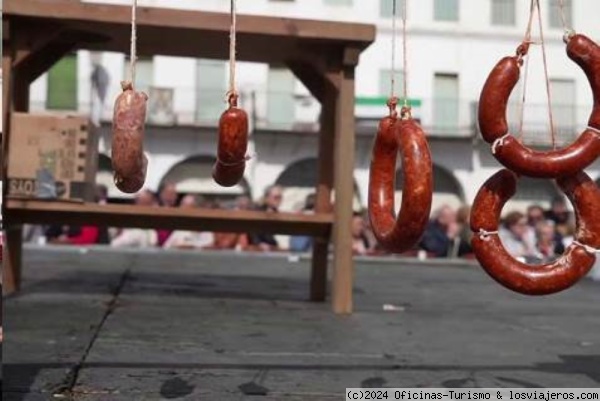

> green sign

[{"left": 355, "top": 96, "right": 422, "bottom": 107}]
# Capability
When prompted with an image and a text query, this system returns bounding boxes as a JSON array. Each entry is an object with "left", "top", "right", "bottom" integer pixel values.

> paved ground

[{"left": 3, "top": 246, "right": 600, "bottom": 400}]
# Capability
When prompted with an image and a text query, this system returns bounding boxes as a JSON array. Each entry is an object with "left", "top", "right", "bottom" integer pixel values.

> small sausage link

[
  {"left": 213, "top": 93, "right": 249, "bottom": 187},
  {"left": 112, "top": 81, "right": 148, "bottom": 193}
]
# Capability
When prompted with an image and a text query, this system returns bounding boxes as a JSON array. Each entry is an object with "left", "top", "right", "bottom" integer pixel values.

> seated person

[
  {"left": 163, "top": 195, "right": 214, "bottom": 249},
  {"left": 111, "top": 190, "right": 158, "bottom": 248}
]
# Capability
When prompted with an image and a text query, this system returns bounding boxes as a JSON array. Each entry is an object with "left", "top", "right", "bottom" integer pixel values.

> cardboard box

[{"left": 7, "top": 113, "right": 98, "bottom": 201}]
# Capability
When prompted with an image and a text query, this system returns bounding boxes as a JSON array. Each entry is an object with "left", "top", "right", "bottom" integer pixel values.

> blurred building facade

[{"left": 28, "top": 0, "right": 600, "bottom": 211}]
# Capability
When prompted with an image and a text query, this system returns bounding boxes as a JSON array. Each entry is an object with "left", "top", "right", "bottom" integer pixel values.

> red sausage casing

[
  {"left": 369, "top": 117, "right": 433, "bottom": 253},
  {"left": 213, "top": 104, "right": 249, "bottom": 187},
  {"left": 478, "top": 56, "right": 520, "bottom": 143},
  {"left": 470, "top": 170, "right": 597, "bottom": 295},
  {"left": 112, "top": 81, "right": 148, "bottom": 193},
  {"left": 567, "top": 34, "right": 600, "bottom": 129}
]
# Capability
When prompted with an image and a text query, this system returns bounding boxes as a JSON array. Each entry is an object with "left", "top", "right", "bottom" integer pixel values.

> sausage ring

[
  {"left": 478, "top": 34, "right": 600, "bottom": 178},
  {"left": 213, "top": 93, "right": 249, "bottom": 187},
  {"left": 368, "top": 101, "right": 433, "bottom": 253},
  {"left": 470, "top": 169, "right": 600, "bottom": 295},
  {"left": 112, "top": 81, "right": 148, "bottom": 193}
]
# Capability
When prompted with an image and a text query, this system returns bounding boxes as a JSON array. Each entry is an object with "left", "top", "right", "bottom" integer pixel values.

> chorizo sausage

[
  {"left": 478, "top": 38, "right": 600, "bottom": 178},
  {"left": 212, "top": 93, "right": 249, "bottom": 187},
  {"left": 112, "top": 81, "right": 148, "bottom": 193},
  {"left": 470, "top": 169, "right": 598, "bottom": 295},
  {"left": 566, "top": 34, "right": 600, "bottom": 129},
  {"left": 368, "top": 111, "right": 433, "bottom": 253}
]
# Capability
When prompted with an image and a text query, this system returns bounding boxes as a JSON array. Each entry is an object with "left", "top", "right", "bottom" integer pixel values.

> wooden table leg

[
  {"left": 310, "top": 86, "right": 335, "bottom": 302},
  {"left": 3, "top": 225, "right": 23, "bottom": 295},
  {"left": 331, "top": 66, "right": 355, "bottom": 314}
]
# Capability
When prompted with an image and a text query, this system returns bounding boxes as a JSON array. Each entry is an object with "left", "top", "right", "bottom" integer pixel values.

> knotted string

[
  {"left": 572, "top": 241, "right": 600, "bottom": 255},
  {"left": 227, "top": 0, "right": 238, "bottom": 105},
  {"left": 128, "top": 0, "right": 138, "bottom": 86},
  {"left": 476, "top": 229, "right": 499, "bottom": 241},
  {"left": 516, "top": 0, "right": 556, "bottom": 149}
]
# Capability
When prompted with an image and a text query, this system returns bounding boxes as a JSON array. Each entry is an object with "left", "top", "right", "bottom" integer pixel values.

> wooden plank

[
  {"left": 309, "top": 83, "right": 336, "bottom": 302},
  {"left": 3, "top": 225, "right": 23, "bottom": 295},
  {"left": 4, "top": 199, "right": 334, "bottom": 237},
  {"left": 331, "top": 66, "right": 356, "bottom": 314},
  {"left": 3, "top": 0, "right": 375, "bottom": 45},
  {"left": 2, "top": 24, "right": 13, "bottom": 212}
]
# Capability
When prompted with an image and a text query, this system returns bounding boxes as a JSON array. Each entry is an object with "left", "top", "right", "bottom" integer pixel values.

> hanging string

[
  {"left": 128, "top": 0, "right": 138, "bottom": 86},
  {"left": 401, "top": 0, "right": 409, "bottom": 111},
  {"left": 517, "top": 0, "right": 536, "bottom": 140},
  {"left": 558, "top": 0, "right": 571, "bottom": 33},
  {"left": 228, "top": 0, "right": 238, "bottom": 103},
  {"left": 516, "top": 0, "right": 556, "bottom": 148},
  {"left": 390, "top": 0, "right": 397, "bottom": 101},
  {"left": 535, "top": 0, "right": 557, "bottom": 149}
]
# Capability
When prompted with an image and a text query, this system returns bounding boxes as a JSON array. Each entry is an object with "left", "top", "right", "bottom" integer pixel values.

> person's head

[
  {"left": 434, "top": 205, "right": 457, "bottom": 229},
  {"left": 535, "top": 220, "right": 555, "bottom": 244},
  {"left": 550, "top": 196, "right": 569, "bottom": 223},
  {"left": 456, "top": 205, "right": 471, "bottom": 225},
  {"left": 351, "top": 212, "right": 365, "bottom": 238},
  {"left": 503, "top": 211, "right": 528, "bottom": 239},
  {"left": 135, "top": 189, "right": 157, "bottom": 207},
  {"left": 95, "top": 184, "right": 108, "bottom": 203},
  {"left": 236, "top": 195, "right": 252, "bottom": 210},
  {"left": 527, "top": 205, "right": 545, "bottom": 226},
  {"left": 304, "top": 193, "right": 316, "bottom": 211},
  {"left": 179, "top": 194, "right": 197, "bottom": 209},
  {"left": 263, "top": 185, "right": 283, "bottom": 210},
  {"left": 159, "top": 182, "right": 178, "bottom": 207}
]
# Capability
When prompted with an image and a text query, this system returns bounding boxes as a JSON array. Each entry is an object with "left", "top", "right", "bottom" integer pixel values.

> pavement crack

[{"left": 53, "top": 268, "right": 131, "bottom": 398}]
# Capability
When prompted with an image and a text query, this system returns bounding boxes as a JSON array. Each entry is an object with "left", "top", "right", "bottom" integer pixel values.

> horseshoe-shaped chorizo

[
  {"left": 212, "top": 93, "right": 249, "bottom": 187},
  {"left": 112, "top": 81, "right": 148, "bottom": 193},
  {"left": 478, "top": 34, "right": 600, "bottom": 178},
  {"left": 470, "top": 169, "right": 600, "bottom": 295},
  {"left": 368, "top": 108, "right": 433, "bottom": 253}
]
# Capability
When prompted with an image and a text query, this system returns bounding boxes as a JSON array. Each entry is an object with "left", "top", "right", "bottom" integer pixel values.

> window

[
  {"left": 267, "top": 66, "right": 296, "bottom": 129},
  {"left": 434, "top": 0, "right": 459, "bottom": 21},
  {"left": 47, "top": 55, "right": 78, "bottom": 110},
  {"left": 549, "top": 0, "right": 572, "bottom": 29},
  {"left": 195, "top": 59, "right": 226, "bottom": 124},
  {"left": 380, "top": 0, "right": 401, "bottom": 18},
  {"left": 433, "top": 73, "right": 459, "bottom": 131},
  {"left": 550, "top": 79, "right": 576, "bottom": 132},
  {"left": 379, "top": 69, "right": 405, "bottom": 99},
  {"left": 325, "top": 0, "right": 352, "bottom": 5},
  {"left": 124, "top": 56, "right": 153, "bottom": 94},
  {"left": 491, "top": 0, "right": 516, "bottom": 26}
]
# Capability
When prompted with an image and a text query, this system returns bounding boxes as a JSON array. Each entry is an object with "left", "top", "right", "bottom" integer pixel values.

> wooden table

[{"left": 1, "top": 0, "right": 375, "bottom": 313}]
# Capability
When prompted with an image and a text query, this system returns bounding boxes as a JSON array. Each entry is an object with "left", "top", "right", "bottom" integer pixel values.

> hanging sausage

[
  {"left": 368, "top": 0, "right": 433, "bottom": 253},
  {"left": 213, "top": 0, "right": 249, "bottom": 187},
  {"left": 472, "top": 0, "right": 600, "bottom": 295},
  {"left": 112, "top": 0, "right": 148, "bottom": 193}
]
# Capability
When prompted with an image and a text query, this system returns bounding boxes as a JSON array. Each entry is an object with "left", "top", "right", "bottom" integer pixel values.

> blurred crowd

[{"left": 23, "top": 183, "right": 577, "bottom": 262}]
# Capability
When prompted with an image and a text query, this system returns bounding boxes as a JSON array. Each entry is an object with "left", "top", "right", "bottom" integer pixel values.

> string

[
  {"left": 401, "top": 0, "right": 408, "bottom": 110},
  {"left": 517, "top": 0, "right": 536, "bottom": 140},
  {"left": 517, "top": 52, "right": 531, "bottom": 141},
  {"left": 228, "top": 0, "right": 237, "bottom": 99},
  {"left": 535, "top": 0, "right": 557, "bottom": 149},
  {"left": 558, "top": 0, "right": 570, "bottom": 32},
  {"left": 390, "top": 0, "right": 397, "bottom": 100},
  {"left": 128, "top": 0, "right": 138, "bottom": 86}
]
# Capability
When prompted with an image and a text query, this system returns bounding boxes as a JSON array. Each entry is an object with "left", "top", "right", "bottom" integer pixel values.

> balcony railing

[
  {"left": 29, "top": 84, "right": 593, "bottom": 142},
  {"left": 476, "top": 101, "right": 593, "bottom": 146}
]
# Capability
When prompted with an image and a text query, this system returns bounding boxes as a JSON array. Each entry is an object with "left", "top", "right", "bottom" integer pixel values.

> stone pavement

[{"left": 3, "top": 246, "right": 599, "bottom": 400}]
